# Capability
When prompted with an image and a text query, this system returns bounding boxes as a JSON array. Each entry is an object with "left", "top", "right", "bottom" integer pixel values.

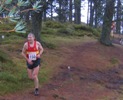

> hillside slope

[{"left": 1, "top": 39, "right": 123, "bottom": 100}]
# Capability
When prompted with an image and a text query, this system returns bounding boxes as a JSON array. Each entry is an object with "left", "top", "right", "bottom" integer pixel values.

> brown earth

[{"left": 1, "top": 41, "right": 123, "bottom": 100}]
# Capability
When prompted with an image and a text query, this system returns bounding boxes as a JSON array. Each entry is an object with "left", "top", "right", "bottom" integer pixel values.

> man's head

[
  {"left": 27, "top": 33, "right": 35, "bottom": 43},
  {"left": 112, "top": 21, "right": 115, "bottom": 25}
]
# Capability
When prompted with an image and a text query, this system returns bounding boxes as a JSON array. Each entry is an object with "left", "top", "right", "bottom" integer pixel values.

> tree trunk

[
  {"left": 25, "top": 11, "right": 31, "bottom": 33},
  {"left": 43, "top": 11, "right": 46, "bottom": 21},
  {"left": 50, "top": 0, "right": 53, "bottom": 20},
  {"left": 74, "top": 0, "right": 81, "bottom": 24},
  {"left": 31, "top": 11, "right": 42, "bottom": 43},
  {"left": 42, "top": 0, "right": 47, "bottom": 21},
  {"left": 58, "top": 1, "right": 62, "bottom": 22},
  {"left": 94, "top": 8, "right": 98, "bottom": 28},
  {"left": 87, "top": 0, "right": 90, "bottom": 25},
  {"left": 100, "top": 0, "right": 115, "bottom": 46},
  {"left": 94, "top": 0, "right": 98, "bottom": 28},
  {"left": 116, "top": 0, "right": 121, "bottom": 34},
  {"left": 69, "top": 0, "right": 72, "bottom": 23},
  {"left": 89, "top": 0, "right": 94, "bottom": 27}
]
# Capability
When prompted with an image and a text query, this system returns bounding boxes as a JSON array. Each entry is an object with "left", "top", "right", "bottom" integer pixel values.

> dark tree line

[
  {"left": 0, "top": 0, "right": 123, "bottom": 45},
  {"left": 44, "top": 0, "right": 82, "bottom": 24},
  {"left": 44, "top": 0, "right": 123, "bottom": 37},
  {"left": 43, "top": 0, "right": 123, "bottom": 46}
]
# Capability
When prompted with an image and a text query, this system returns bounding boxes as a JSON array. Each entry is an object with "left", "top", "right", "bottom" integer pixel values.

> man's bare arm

[
  {"left": 37, "top": 42, "right": 43, "bottom": 56},
  {"left": 21, "top": 43, "right": 28, "bottom": 61}
]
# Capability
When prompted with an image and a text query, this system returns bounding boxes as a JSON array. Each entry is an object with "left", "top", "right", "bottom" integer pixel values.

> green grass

[
  {"left": 42, "top": 21, "right": 101, "bottom": 37},
  {"left": 0, "top": 34, "right": 51, "bottom": 95},
  {"left": 0, "top": 33, "right": 78, "bottom": 95},
  {"left": 0, "top": 20, "right": 100, "bottom": 95},
  {"left": 110, "top": 57, "right": 119, "bottom": 65},
  {"left": 1, "top": 35, "right": 25, "bottom": 44},
  {"left": 0, "top": 21, "right": 122, "bottom": 99},
  {"left": 0, "top": 49, "right": 29, "bottom": 95},
  {"left": 0, "top": 50, "right": 51, "bottom": 95},
  {"left": 42, "top": 34, "right": 95, "bottom": 49}
]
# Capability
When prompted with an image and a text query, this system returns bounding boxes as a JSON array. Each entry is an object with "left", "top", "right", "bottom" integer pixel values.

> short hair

[{"left": 28, "top": 33, "right": 35, "bottom": 38}]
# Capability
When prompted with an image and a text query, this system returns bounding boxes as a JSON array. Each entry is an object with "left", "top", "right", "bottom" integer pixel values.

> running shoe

[{"left": 34, "top": 88, "right": 39, "bottom": 96}]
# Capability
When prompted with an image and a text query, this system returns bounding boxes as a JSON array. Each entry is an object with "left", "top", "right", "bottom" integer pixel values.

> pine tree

[
  {"left": 0, "top": 0, "right": 50, "bottom": 42},
  {"left": 100, "top": 0, "right": 116, "bottom": 46}
]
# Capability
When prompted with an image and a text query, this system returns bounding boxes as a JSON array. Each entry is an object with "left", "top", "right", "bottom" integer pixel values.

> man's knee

[
  {"left": 28, "top": 75, "right": 33, "bottom": 80},
  {"left": 28, "top": 73, "right": 38, "bottom": 80},
  {"left": 33, "top": 74, "right": 38, "bottom": 80}
]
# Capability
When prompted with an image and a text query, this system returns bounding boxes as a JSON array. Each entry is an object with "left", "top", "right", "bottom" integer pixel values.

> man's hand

[
  {"left": 27, "top": 59, "right": 33, "bottom": 65},
  {"left": 36, "top": 54, "right": 41, "bottom": 58}
]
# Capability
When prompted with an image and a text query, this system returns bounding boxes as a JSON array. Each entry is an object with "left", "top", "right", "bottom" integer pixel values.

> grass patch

[
  {"left": 42, "top": 21, "right": 100, "bottom": 38},
  {"left": 0, "top": 35, "right": 54, "bottom": 95},
  {"left": 1, "top": 35, "right": 25, "bottom": 44},
  {"left": 44, "top": 20, "right": 64, "bottom": 28},
  {"left": 42, "top": 34, "right": 95, "bottom": 48},
  {"left": 0, "top": 21, "right": 98, "bottom": 95},
  {"left": 0, "top": 50, "right": 26, "bottom": 95},
  {"left": 110, "top": 57, "right": 119, "bottom": 65},
  {"left": 0, "top": 33, "right": 75, "bottom": 95}
]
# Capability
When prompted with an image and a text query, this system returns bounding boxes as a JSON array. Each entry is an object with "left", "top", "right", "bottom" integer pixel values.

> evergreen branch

[
  {"left": 2, "top": 6, "right": 10, "bottom": 11},
  {"left": 9, "top": 16, "right": 20, "bottom": 23},
  {"left": 1, "top": 0, "right": 6, "bottom": 5},
  {"left": 32, "top": 0, "right": 42, "bottom": 13},
  {"left": 0, "top": 21, "right": 26, "bottom": 33},
  {"left": 5, "top": 0, "right": 12, "bottom": 4},
  {"left": 0, "top": 6, "right": 4, "bottom": 13},
  {"left": 0, "top": 29, "right": 15, "bottom": 33},
  {"left": 14, "top": 20, "right": 26, "bottom": 33},
  {"left": 17, "top": 0, "right": 30, "bottom": 7},
  {"left": 0, "top": 0, "right": 13, "bottom": 12},
  {"left": 0, "top": 15, "right": 17, "bottom": 20},
  {"left": 20, "top": 8, "right": 34, "bottom": 13}
]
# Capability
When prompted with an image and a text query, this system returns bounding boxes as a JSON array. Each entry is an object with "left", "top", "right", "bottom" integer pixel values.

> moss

[{"left": 44, "top": 21, "right": 64, "bottom": 28}]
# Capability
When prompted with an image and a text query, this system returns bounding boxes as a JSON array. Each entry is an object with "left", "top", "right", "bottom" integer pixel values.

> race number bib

[{"left": 28, "top": 52, "right": 36, "bottom": 60}]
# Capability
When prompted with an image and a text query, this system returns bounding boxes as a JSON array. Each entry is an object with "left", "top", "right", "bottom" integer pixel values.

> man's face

[{"left": 27, "top": 35, "right": 34, "bottom": 43}]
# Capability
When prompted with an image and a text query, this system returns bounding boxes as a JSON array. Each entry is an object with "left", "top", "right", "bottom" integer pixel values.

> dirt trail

[{"left": 1, "top": 41, "right": 123, "bottom": 100}]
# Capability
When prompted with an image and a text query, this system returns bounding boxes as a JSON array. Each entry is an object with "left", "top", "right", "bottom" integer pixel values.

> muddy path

[{"left": 1, "top": 41, "right": 123, "bottom": 100}]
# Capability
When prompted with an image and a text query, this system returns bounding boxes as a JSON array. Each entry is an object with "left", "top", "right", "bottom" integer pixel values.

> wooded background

[{"left": 0, "top": 0, "right": 123, "bottom": 45}]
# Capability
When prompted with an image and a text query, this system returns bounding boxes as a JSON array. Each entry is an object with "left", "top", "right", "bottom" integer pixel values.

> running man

[
  {"left": 22, "top": 33, "right": 43, "bottom": 96},
  {"left": 110, "top": 21, "right": 116, "bottom": 38}
]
